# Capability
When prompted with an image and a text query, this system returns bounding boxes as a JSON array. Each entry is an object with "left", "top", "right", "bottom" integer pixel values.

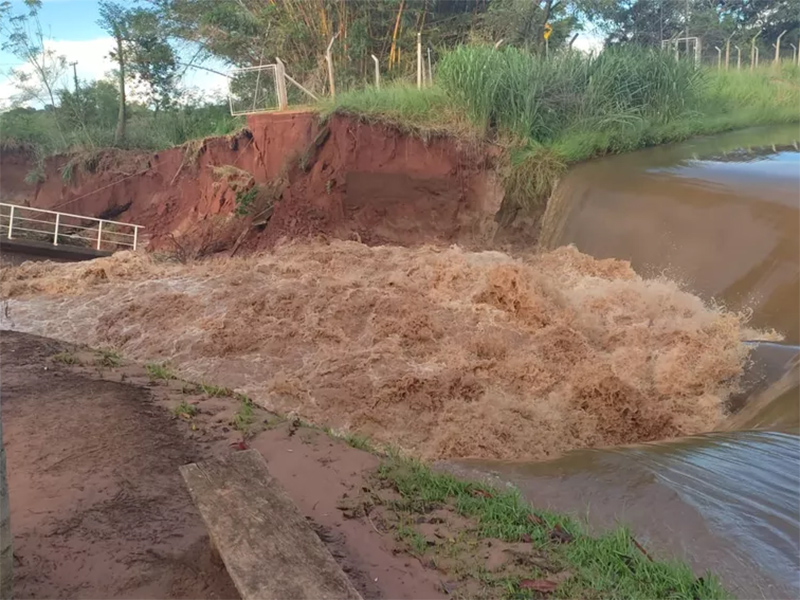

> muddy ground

[{"left": 1, "top": 331, "right": 445, "bottom": 599}]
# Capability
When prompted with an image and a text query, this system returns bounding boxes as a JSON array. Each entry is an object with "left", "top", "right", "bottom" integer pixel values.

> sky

[
  {"left": 0, "top": 0, "right": 230, "bottom": 108},
  {"left": 0, "top": 0, "right": 604, "bottom": 110}
]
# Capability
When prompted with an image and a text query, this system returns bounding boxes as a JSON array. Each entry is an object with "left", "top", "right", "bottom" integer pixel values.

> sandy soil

[{"left": 1, "top": 331, "right": 444, "bottom": 599}]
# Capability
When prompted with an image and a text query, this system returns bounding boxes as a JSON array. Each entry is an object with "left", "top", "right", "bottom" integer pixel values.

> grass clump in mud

[
  {"left": 371, "top": 458, "right": 730, "bottom": 600},
  {"left": 232, "top": 394, "right": 255, "bottom": 432},
  {"left": 199, "top": 382, "right": 233, "bottom": 397},
  {"left": 173, "top": 400, "right": 198, "bottom": 419},
  {"left": 146, "top": 362, "right": 175, "bottom": 382},
  {"left": 52, "top": 351, "right": 81, "bottom": 366},
  {"left": 95, "top": 349, "right": 121, "bottom": 368}
]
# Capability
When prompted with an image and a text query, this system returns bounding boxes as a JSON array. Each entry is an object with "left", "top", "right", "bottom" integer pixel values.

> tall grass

[
  {"left": 328, "top": 44, "right": 799, "bottom": 208},
  {"left": 436, "top": 45, "right": 704, "bottom": 141}
]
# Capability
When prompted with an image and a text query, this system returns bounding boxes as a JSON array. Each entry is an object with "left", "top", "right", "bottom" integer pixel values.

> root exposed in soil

[{"left": 0, "top": 241, "right": 766, "bottom": 460}]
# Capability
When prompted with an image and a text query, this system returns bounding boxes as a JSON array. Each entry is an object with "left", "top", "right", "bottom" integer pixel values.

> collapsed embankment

[
  {"left": 0, "top": 112, "right": 508, "bottom": 253},
  {"left": 0, "top": 242, "right": 769, "bottom": 461}
]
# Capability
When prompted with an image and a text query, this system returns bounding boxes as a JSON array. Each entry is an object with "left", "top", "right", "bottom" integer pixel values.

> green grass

[
  {"left": 173, "top": 400, "right": 198, "bottom": 418},
  {"left": 342, "top": 432, "right": 373, "bottom": 451},
  {"left": 320, "top": 84, "right": 480, "bottom": 140},
  {"left": 95, "top": 349, "right": 121, "bottom": 368},
  {"left": 232, "top": 395, "right": 255, "bottom": 432},
  {"left": 52, "top": 351, "right": 81, "bottom": 366},
  {"left": 326, "top": 46, "right": 799, "bottom": 209},
  {"left": 199, "top": 382, "right": 233, "bottom": 397},
  {"left": 146, "top": 362, "right": 175, "bottom": 381},
  {"left": 377, "top": 458, "right": 730, "bottom": 600}
]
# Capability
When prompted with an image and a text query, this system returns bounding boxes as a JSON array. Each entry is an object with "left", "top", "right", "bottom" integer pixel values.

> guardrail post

[
  {"left": 133, "top": 226, "right": 139, "bottom": 251},
  {"left": 97, "top": 221, "right": 103, "bottom": 250},
  {"left": 53, "top": 213, "right": 60, "bottom": 246},
  {"left": 7, "top": 206, "right": 13, "bottom": 239}
]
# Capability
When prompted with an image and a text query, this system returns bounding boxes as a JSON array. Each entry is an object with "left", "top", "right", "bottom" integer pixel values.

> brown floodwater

[
  {"left": 453, "top": 126, "right": 800, "bottom": 598},
  {"left": 540, "top": 125, "right": 800, "bottom": 344}
]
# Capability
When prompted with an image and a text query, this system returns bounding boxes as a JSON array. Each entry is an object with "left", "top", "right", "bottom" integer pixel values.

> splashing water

[{"left": 0, "top": 241, "right": 773, "bottom": 460}]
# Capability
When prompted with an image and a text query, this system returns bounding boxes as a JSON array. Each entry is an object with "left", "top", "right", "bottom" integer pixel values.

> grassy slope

[
  {"left": 322, "top": 48, "right": 799, "bottom": 209},
  {"left": 373, "top": 458, "right": 730, "bottom": 599}
]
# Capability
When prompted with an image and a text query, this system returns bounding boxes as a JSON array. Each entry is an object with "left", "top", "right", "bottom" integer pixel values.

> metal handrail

[{"left": 0, "top": 202, "right": 144, "bottom": 251}]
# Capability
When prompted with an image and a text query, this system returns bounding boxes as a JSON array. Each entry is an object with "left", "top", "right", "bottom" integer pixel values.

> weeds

[
  {"left": 95, "top": 349, "right": 121, "bottom": 368},
  {"left": 343, "top": 432, "right": 373, "bottom": 452},
  {"left": 173, "top": 400, "right": 198, "bottom": 418},
  {"left": 199, "top": 382, "right": 233, "bottom": 397},
  {"left": 146, "top": 362, "right": 175, "bottom": 381},
  {"left": 232, "top": 394, "right": 255, "bottom": 432},
  {"left": 59, "top": 159, "right": 75, "bottom": 183},
  {"left": 235, "top": 187, "right": 259, "bottom": 215},
  {"left": 24, "top": 164, "right": 45, "bottom": 185},
  {"left": 52, "top": 351, "right": 81, "bottom": 365},
  {"left": 376, "top": 458, "right": 730, "bottom": 599}
]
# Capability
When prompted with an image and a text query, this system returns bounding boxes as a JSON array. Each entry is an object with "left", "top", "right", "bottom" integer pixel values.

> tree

[
  {"left": 125, "top": 8, "right": 180, "bottom": 113},
  {"left": 472, "top": 0, "right": 581, "bottom": 52},
  {"left": 0, "top": 0, "right": 68, "bottom": 140},
  {"left": 148, "top": 0, "right": 488, "bottom": 92},
  {"left": 98, "top": 1, "right": 180, "bottom": 144},
  {"left": 98, "top": 1, "right": 130, "bottom": 144},
  {"left": 582, "top": 0, "right": 800, "bottom": 55}
]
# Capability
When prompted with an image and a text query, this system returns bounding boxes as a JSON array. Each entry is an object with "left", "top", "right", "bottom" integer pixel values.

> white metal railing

[{"left": 0, "top": 203, "right": 143, "bottom": 252}]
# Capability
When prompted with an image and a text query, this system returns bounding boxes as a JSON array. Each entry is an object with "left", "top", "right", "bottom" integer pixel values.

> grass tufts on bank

[
  {"left": 377, "top": 457, "right": 731, "bottom": 599},
  {"left": 326, "top": 46, "right": 800, "bottom": 209}
]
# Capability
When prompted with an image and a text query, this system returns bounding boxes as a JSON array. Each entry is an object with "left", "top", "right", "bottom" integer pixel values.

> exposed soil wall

[{"left": 0, "top": 112, "right": 505, "bottom": 253}]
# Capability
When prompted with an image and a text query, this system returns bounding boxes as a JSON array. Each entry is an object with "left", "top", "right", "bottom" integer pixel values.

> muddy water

[
  {"left": 457, "top": 126, "right": 800, "bottom": 597},
  {"left": 540, "top": 125, "right": 800, "bottom": 344}
]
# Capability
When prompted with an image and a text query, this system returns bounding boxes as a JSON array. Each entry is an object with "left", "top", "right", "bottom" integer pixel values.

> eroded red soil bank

[{"left": 0, "top": 113, "right": 505, "bottom": 253}]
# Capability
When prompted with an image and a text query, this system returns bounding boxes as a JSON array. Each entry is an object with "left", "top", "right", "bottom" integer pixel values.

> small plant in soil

[
  {"left": 199, "top": 382, "right": 233, "bottom": 397},
  {"left": 95, "top": 349, "right": 121, "bottom": 368},
  {"left": 343, "top": 432, "right": 372, "bottom": 452},
  {"left": 235, "top": 187, "right": 258, "bottom": 215},
  {"left": 52, "top": 351, "right": 81, "bottom": 366},
  {"left": 146, "top": 362, "right": 175, "bottom": 381},
  {"left": 173, "top": 400, "right": 198, "bottom": 419},
  {"left": 232, "top": 395, "right": 255, "bottom": 432}
]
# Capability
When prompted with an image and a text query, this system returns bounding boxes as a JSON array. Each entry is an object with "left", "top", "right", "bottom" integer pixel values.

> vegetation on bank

[
  {"left": 325, "top": 45, "right": 800, "bottom": 208},
  {"left": 371, "top": 458, "right": 730, "bottom": 599}
]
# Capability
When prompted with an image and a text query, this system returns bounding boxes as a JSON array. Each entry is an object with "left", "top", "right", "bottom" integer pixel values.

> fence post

[
  {"left": 715, "top": 46, "right": 722, "bottom": 69},
  {"left": 417, "top": 32, "right": 422, "bottom": 89},
  {"left": 427, "top": 46, "right": 433, "bottom": 85},
  {"left": 275, "top": 58, "right": 288, "bottom": 110},
  {"left": 371, "top": 54, "right": 380, "bottom": 90},
  {"left": 750, "top": 31, "right": 761, "bottom": 71},
  {"left": 133, "top": 226, "right": 139, "bottom": 251},
  {"left": 326, "top": 35, "right": 338, "bottom": 99},
  {"left": 97, "top": 221, "right": 103, "bottom": 251},
  {"left": 775, "top": 30, "right": 788, "bottom": 65},
  {"left": 724, "top": 37, "right": 731, "bottom": 70},
  {"left": 736, "top": 46, "right": 741, "bottom": 69},
  {"left": 53, "top": 212, "right": 60, "bottom": 245},
  {"left": 7, "top": 206, "right": 14, "bottom": 239}
]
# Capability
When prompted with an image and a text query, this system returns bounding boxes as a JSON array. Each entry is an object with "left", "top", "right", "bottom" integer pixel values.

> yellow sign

[{"left": 544, "top": 23, "right": 553, "bottom": 40}]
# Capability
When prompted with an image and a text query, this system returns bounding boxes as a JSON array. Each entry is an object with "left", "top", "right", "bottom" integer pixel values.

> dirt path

[{"left": 0, "top": 331, "right": 444, "bottom": 599}]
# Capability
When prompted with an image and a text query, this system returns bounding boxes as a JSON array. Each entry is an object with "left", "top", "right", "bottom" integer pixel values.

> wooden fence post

[{"left": 326, "top": 35, "right": 338, "bottom": 99}]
